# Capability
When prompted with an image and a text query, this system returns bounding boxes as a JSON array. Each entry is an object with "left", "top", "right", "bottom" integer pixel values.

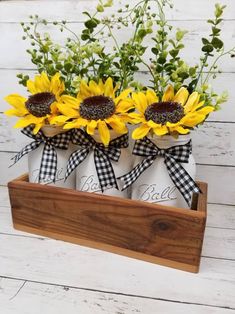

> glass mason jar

[
  {"left": 28, "top": 125, "right": 76, "bottom": 188},
  {"left": 131, "top": 135, "right": 196, "bottom": 208},
  {"left": 75, "top": 131, "right": 133, "bottom": 198}
]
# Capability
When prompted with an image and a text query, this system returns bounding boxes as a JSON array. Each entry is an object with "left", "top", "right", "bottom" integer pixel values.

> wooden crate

[{"left": 8, "top": 174, "right": 207, "bottom": 273}]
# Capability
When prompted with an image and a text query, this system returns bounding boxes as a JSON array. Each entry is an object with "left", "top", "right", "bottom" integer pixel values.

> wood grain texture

[
  {"left": 1, "top": 232, "right": 235, "bottom": 308},
  {"left": 0, "top": 0, "right": 234, "bottom": 22},
  {"left": 1, "top": 277, "right": 235, "bottom": 314},
  {"left": 8, "top": 175, "right": 207, "bottom": 272},
  {"left": 2, "top": 277, "right": 235, "bottom": 314},
  {"left": 1, "top": 21, "right": 234, "bottom": 72}
]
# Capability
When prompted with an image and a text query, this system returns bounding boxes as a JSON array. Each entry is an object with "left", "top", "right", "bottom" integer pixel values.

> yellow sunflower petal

[
  {"left": 170, "top": 126, "right": 190, "bottom": 134},
  {"left": 105, "top": 116, "right": 127, "bottom": 134},
  {"left": 98, "top": 120, "right": 110, "bottom": 146},
  {"left": 4, "top": 94, "right": 27, "bottom": 108},
  {"left": 86, "top": 120, "right": 98, "bottom": 135},
  {"left": 104, "top": 77, "right": 114, "bottom": 98},
  {"left": 98, "top": 79, "right": 105, "bottom": 91},
  {"left": 173, "top": 87, "right": 189, "bottom": 106},
  {"left": 153, "top": 125, "right": 168, "bottom": 136},
  {"left": 33, "top": 123, "right": 44, "bottom": 134},
  {"left": 60, "top": 95, "right": 80, "bottom": 109},
  {"left": 63, "top": 118, "right": 87, "bottom": 129},
  {"left": 14, "top": 115, "right": 45, "bottom": 129},
  {"left": 78, "top": 80, "right": 92, "bottom": 99},
  {"left": 4, "top": 109, "right": 21, "bottom": 116},
  {"left": 57, "top": 102, "right": 79, "bottom": 118},
  {"left": 26, "top": 79, "right": 38, "bottom": 94},
  {"left": 114, "top": 88, "right": 132, "bottom": 105},
  {"left": 146, "top": 89, "right": 159, "bottom": 105},
  {"left": 162, "top": 85, "right": 174, "bottom": 102},
  {"left": 4, "top": 94, "right": 28, "bottom": 116},
  {"left": 125, "top": 112, "right": 144, "bottom": 124},
  {"left": 50, "top": 115, "right": 70, "bottom": 125},
  {"left": 196, "top": 106, "right": 214, "bottom": 116},
  {"left": 116, "top": 99, "right": 134, "bottom": 113},
  {"left": 89, "top": 80, "right": 102, "bottom": 96},
  {"left": 191, "top": 100, "right": 204, "bottom": 112},
  {"left": 184, "top": 92, "right": 200, "bottom": 113},
  {"left": 132, "top": 124, "right": 151, "bottom": 140},
  {"left": 34, "top": 74, "right": 49, "bottom": 93},
  {"left": 132, "top": 92, "right": 148, "bottom": 114},
  {"left": 181, "top": 113, "right": 205, "bottom": 127},
  {"left": 50, "top": 73, "right": 65, "bottom": 96}
]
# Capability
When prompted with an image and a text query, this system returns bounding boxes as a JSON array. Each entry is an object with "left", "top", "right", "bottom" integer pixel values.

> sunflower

[
  {"left": 130, "top": 85, "right": 215, "bottom": 139},
  {"left": 51, "top": 77, "right": 134, "bottom": 146},
  {"left": 4, "top": 72, "right": 65, "bottom": 134}
]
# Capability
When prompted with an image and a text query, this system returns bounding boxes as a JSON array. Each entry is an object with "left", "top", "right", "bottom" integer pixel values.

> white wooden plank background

[{"left": 0, "top": 1, "right": 235, "bottom": 313}]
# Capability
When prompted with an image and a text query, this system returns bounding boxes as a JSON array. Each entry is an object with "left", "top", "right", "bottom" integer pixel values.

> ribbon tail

[
  {"left": 94, "top": 149, "right": 118, "bottom": 192},
  {"left": 165, "top": 155, "right": 201, "bottom": 206},
  {"left": 118, "top": 156, "right": 156, "bottom": 191},
  {"left": 38, "top": 144, "right": 57, "bottom": 183},
  {"left": 10, "top": 141, "right": 41, "bottom": 167},
  {"left": 65, "top": 148, "right": 90, "bottom": 180}
]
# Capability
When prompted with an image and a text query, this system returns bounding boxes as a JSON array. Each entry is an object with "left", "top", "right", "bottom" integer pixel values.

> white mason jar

[
  {"left": 28, "top": 125, "right": 76, "bottom": 188},
  {"left": 131, "top": 135, "right": 196, "bottom": 208},
  {"left": 75, "top": 131, "right": 133, "bottom": 198}
]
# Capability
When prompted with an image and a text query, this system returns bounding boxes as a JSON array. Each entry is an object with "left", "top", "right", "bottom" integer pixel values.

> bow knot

[
  {"left": 118, "top": 137, "right": 201, "bottom": 207},
  {"left": 66, "top": 129, "right": 129, "bottom": 192},
  {"left": 11, "top": 125, "right": 72, "bottom": 183}
]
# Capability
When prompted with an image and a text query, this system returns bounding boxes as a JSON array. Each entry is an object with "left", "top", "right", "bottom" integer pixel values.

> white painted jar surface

[
  {"left": 131, "top": 135, "right": 196, "bottom": 208},
  {"left": 28, "top": 126, "right": 76, "bottom": 188},
  {"left": 75, "top": 132, "right": 133, "bottom": 198}
]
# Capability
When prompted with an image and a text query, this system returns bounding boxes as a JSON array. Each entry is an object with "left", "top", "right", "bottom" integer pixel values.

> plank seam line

[
  {"left": 206, "top": 225, "right": 235, "bottom": 231},
  {"left": 0, "top": 19, "right": 235, "bottom": 24},
  {"left": 0, "top": 275, "right": 234, "bottom": 310},
  {"left": 208, "top": 202, "right": 235, "bottom": 207},
  {"left": 0, "top": 153, "right": 234, "bottom": 168},
  {"left": 1, "top": 68, "right": 235, "bottom": 74},
  {"left": 202, "top": 256, "right": 235, "bottom": 262}
]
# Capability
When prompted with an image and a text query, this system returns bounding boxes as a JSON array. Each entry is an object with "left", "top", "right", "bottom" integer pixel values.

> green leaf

[
  {"left": 169, "top": 49, "right": 179, "bottom": 58},
  {"left": 104, "top": 0, "right": 113, "bottom": 7},
  {"left": 176, "top": 29, "right": 187, "bottom": 41},
  {"left": 81, "top": 33, "right": 90, "bottom": 41},
  {"left": 96, "top": 4, "right": 104, "bottom": 12},
  {"left": 202, "top": 44, "right": 214, "bottom": 53},
  {"left": 82, "top": 11, "right": 92, "bottom": 18},
  {"left": 212, "top": 27, "right": 221, "bottom": 36},
  {"left": 211, "top": 37, "right": 223, "bottom": 49},
  {"left": 202, "top": 37, "right": 210, "bottom": 45},
  {"left": 137, "top": 28, "right": 147, "bottom": 40},
  {"left": 207, "top": 19, "right": 215, "bottom": 25},
  {"left": 85, "top": 18, "right": 98, "bottom": 29},
  {"left": 151, "top": 47, "right": 159, "bottom": 55}
]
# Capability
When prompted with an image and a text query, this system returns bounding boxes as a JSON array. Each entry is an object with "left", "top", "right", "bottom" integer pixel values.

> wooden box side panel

[{"left": 8, "top": 178, "right": 207, "bottom": 272}]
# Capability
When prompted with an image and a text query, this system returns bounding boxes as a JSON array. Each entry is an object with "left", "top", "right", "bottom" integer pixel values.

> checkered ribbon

[
  {"left": 66, "top": 129, "right": 129, "bottom": 191},
  {"left": 11, "top": 125, "right": 71, "bottom": 183},
  {"left": 118, "top": 137, "right": 201, "bottom": 206}
]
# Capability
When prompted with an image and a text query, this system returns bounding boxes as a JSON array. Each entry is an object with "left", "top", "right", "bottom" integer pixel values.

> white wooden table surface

[{"left": 1, "top": 186, "right": 235, "bottom": 313}]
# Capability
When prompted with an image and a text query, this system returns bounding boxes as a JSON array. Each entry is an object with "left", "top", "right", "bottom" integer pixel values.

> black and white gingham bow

[
  {"left": 11, "top": 125, "right": 72, "bottom": 183},
  {"left": 66, "top": 129, "right": 129, "bottom": 191},
  {"left": 118, "top": 137, "right": 201, "bottom": 206}
]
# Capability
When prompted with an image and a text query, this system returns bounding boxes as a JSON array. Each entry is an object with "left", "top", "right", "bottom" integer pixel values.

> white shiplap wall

[{"left": 0, "top": 0, "right": 235, "bottom": 206}]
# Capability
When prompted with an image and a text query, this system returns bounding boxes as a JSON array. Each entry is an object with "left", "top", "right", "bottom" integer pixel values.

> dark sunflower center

[
  {"left": 79, "top": 95, "right": 115, "bottom": 120},
  {"left": 25, "top": 92, "right": 56, "bottom": 117},
  {"left": 144, "top": 101, "right": 184, "bottom": 124}
]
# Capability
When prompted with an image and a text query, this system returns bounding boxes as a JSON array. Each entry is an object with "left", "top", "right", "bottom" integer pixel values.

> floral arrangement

[{"left": 4, "top": 0, "right": 235, "bottom": 207}]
